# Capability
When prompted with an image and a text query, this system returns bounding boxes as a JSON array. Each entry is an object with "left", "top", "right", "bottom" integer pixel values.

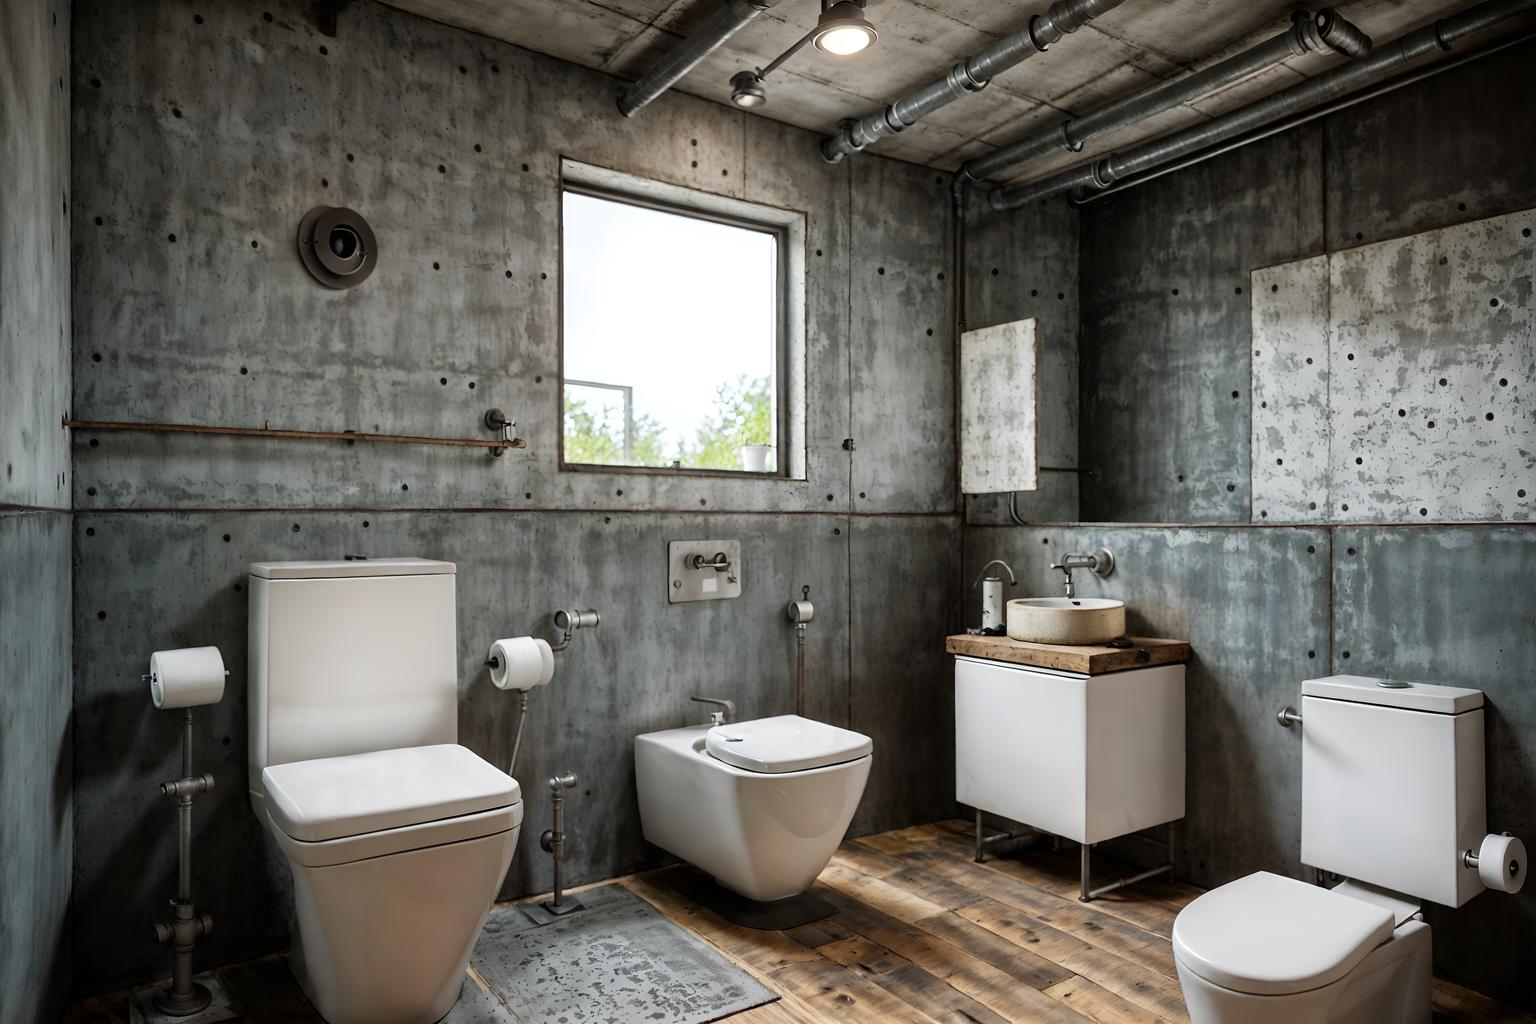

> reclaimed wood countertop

[{"left": 945, "top": 633, "right": 1191, "bottom": 675}]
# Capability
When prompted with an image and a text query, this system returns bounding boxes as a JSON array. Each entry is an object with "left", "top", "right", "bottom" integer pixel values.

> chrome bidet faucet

[
  {"left": 1049, "top": 548, "right": 1116, "bottom": 598},
  {"left": 691, "top": 695, "right": 736, "bottom": 726}
]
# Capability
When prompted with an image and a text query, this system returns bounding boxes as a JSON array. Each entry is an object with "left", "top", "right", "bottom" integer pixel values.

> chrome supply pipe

[
  {"left": 539, "top": 772, "right": 584, "bottom": 916},
  {"left": 151, "top": 709, "right": 215, "bottom": 1016},
  {"left": 990, "top": 0, "right": 1536, "bottom": 209},
  {"left": 619, "top": 0, "right": 780, "bottom": 116},
  {"left": 959, "top": 9, "right": 1368, "bottom": 187},
  {"left": 820, "top": 0, "right": 1131, "bottom": 162}
]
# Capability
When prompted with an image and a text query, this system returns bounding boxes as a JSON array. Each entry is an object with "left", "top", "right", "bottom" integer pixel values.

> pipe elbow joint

[{"left": 1311, "top": 9, "right": 1373, "bottom": 57}]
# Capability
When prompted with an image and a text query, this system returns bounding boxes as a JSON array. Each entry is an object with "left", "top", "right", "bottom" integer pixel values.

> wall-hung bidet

[
  {"left": 247, "top": 559, "right": 522, "bottom": 1024},
  {"left": 635, "top": 700, "right": 871, "bottom": 927},
  {"left": 1172, "top": 675, "right": 1526, "bottom": 1024}
]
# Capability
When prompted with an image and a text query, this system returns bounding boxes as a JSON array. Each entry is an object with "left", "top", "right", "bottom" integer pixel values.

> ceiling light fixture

[
  {"left": 728, "top": 0, "right": 877, "bottom": 109},
  {"left": 813, "top": 1, "right": 878, "bottom": 55}
]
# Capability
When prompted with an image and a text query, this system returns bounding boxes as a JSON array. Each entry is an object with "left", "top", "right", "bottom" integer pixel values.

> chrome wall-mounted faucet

[
  {"left": 1049, "top": 548, "right": 1115, "bottom": 598},
  {"left": 691, "top": 695, "right": 736, "bottom": 726}
]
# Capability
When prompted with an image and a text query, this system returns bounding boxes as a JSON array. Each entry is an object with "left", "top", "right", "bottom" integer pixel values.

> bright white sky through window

[{"left": 562, "top": 190, "right": 779, "bottom": 468}]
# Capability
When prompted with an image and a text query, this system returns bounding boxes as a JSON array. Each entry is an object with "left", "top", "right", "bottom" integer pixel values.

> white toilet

[
  {"left": 1173, "top": 674, "right": 1504, "bottom": 1024},
  {"left": 247, "top": 558, "right": 522, "bottom": 1024},
  {"left": 635, "top": 713, "right": 872, "bottom": 902}
]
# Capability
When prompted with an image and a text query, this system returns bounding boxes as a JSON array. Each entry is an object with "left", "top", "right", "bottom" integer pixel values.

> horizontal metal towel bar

[{"left": 63, "top": 418, "right": 527, "bottom": 452}]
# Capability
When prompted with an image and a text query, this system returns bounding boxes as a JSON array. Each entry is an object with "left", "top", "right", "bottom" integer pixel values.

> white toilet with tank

[
  {"left": 636, "top": 700, "right": 872, "bottom": 904},
  {"left": 247, "top": 558, "right": 523, "bottom": 1024},
  {"left": 1173, "top": 674, "right": 1525, "bottom": 1024}
]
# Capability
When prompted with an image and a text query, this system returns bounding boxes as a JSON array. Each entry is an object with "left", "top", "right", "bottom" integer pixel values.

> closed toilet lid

[
  {"left": 1173, "top": 871, "right": 1395, "bottom": 996},
  {"left": 706, "top": 715, "right": 872, "bottom": 773},
  {"left": 262, "top": 743, "right": 521, "bottom": 842}
]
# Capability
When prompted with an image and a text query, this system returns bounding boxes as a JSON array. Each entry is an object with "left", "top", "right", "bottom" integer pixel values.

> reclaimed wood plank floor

[{"left": 64, "top": 818, "right": 1536, "bottom": 1024}]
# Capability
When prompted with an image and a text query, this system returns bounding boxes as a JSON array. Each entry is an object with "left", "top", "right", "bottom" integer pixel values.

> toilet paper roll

[
  {"left": 148, "top": 646, "right": 226, "bottom": 709},
  {"left": 488, "top": 636, "right": 555, "bottom": 691},
  {"left": 1476, "top": 833, "right": 1526, "bottom": 894}
]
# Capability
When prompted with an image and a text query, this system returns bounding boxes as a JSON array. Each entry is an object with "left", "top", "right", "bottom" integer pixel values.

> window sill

[{"left": 560, "top": 461, "right": 805, "bottom": 483}]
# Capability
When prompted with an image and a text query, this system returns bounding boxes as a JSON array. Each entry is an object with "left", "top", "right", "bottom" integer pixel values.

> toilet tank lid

[
  {"left": 248, "top": 558, "right": 456, "bottom": 579},
  {"left": 706, "top": 715, "right": 872, "bottom": 773},
  {"left": 1172, "top": 871, "right": 1394, "bottom": 996},
  {"left": 1302, "top": 674, "right": 1483, "bottom": 714}
]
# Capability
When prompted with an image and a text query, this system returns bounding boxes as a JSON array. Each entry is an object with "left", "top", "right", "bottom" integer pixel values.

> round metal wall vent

[{"left": 297, "top": 206, "right": 377, "bottom": 289}]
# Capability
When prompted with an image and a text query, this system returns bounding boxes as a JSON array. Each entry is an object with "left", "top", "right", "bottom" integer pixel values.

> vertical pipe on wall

[
  {"left": 819, "top": 0, "right": 1131, "bottom": 163},
  {"left": 989, "top": 0, "right": 1536, "bottom": 209}
]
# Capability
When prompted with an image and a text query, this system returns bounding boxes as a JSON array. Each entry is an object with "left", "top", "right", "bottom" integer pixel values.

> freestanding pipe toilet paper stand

[{"left": 145, "top": 646, "right": 227, "bottom": 1016}]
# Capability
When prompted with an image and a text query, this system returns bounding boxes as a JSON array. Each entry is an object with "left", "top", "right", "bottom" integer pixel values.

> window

[{"left": 560, "top": 162, "right": 804, "bottom": 477}]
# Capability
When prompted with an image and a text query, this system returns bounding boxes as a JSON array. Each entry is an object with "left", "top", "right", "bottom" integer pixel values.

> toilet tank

[
  {"left": 1301, "top": 674, "right": 1485, "bottom": 907},
  {"left": 248, "top": 558, "right": 458, "bottom": 795}
]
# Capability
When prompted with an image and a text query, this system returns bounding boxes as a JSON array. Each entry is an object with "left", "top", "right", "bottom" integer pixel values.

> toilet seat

[
  {"left": 262, "top": 743, "right": 521, "bottom": 850},
  {"left": 1173, "top": 871, "right": 1394, "bottom": 995},
  {"left": 705, "top": 715, "right": 873, "bottom": 773}
]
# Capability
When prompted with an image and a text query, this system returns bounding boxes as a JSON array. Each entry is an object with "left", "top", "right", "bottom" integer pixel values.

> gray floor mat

[{"left": 471, "top": 883, "right": 778, "bottom": 1024}]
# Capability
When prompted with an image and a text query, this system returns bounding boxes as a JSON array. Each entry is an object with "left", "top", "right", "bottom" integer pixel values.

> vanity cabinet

[{"left": 954, "top": 653, "right": 1185, "bottom": 845}]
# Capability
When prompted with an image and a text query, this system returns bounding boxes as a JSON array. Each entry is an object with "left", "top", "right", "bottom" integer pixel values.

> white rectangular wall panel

[
  {"left": 960, "top": 318, "right": 1040, "bottom": 495},
  {"left": 1250, "top": 208, "right": 1535, "bottom": 523},
  {"left": 1251, "top": 256, "right": 1331, "bottom": 523},
  {"left": 1328, "top": 210, "right": 1534, "bottom": 523}
]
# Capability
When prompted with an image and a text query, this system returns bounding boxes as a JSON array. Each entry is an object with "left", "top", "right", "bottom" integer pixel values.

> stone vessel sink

[{"left": 1006, "top": 598, "right": 1126, "bottom": 645}]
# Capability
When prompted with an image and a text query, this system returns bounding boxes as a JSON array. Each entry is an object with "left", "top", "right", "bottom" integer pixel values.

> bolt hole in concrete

[
  {"left": 89, "top": 439, "right": 98, "bottom": 448},
  {"left": 319, "top": 45, "right": 328, "bottom": 55},
  {"left": 85, "top": 527, "right": 95, "bottom": 537},
  {"left": 193, "top": 13, "right": 202, "bottom": 23},
  {"left": 1343, "top": 650, "right": 1352, "bottom": 659},
  {"left": 1307, "top": 545, "right": 1316, "bottom": 553},
  {"left": 92, "top": 352, "right": 101, "bottom": 362},
  {"left": 86, "top": 487, "right": 96, "bottom": 496}
]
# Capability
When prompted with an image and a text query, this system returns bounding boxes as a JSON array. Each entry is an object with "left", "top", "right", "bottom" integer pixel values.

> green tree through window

[{"left": 565, "top": 375, "right": 773, "bottom": 471}]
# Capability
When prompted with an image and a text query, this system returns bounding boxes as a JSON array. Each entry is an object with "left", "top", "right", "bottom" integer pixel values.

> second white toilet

[
  {"left": 636, "top": 709, "right": 872, "bottom": 903},
  {"left": 1172, "top": 674, "right": 1523, "bottom": 1024},
  {"left": 248, "top": 559, "right": 522, "bottom": 1024}
]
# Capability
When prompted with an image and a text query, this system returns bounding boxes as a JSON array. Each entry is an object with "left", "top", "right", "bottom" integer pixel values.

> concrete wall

[
  {"left": 69, "top": 0, "right": 961, "bottom": 994},
  {"left": 971, "top": 40, "right": 1536, "bottom": 1012},
  {"left": 0, "top": 0, "right": 73, "bottom": 1021}
]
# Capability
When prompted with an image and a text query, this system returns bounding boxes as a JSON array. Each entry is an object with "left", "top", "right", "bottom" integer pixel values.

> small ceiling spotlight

[
  {"left": 728, "top": 0, "right": 876, "bottom": 109},
  {"left": 730, "top": 70, "right": 768, "bottom": 108},
  {"left": 813, "top": 1, "right": 878, "bottom": 56}
]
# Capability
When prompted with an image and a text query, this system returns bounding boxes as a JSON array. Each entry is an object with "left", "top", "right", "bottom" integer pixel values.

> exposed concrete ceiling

[{"left": 379, "top": 0, "right": 1500, "bottom": 183}]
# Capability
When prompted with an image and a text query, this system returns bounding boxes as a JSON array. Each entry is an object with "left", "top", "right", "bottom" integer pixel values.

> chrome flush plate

[{"left": 668, "top": 540, "right": 743, "bottom": 604}]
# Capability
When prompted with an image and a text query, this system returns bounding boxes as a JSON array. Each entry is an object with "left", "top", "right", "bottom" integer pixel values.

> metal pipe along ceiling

[
  {"left": 989, "top": 0, "right": 1536, "bottom": 209},
  {"left": 959, "top": 8, "right": 1370, "bottom": 187},
  {"left": 819, "top": 0, "right": 1131, "bottom": 163},
  {"left": 618, "top": 0, "right": 779, "bottom": 117}
]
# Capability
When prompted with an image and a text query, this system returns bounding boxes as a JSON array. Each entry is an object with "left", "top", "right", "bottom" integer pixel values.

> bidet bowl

[{"left": 1006, "top": 597, "right": 1126, "bottom": 645}]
